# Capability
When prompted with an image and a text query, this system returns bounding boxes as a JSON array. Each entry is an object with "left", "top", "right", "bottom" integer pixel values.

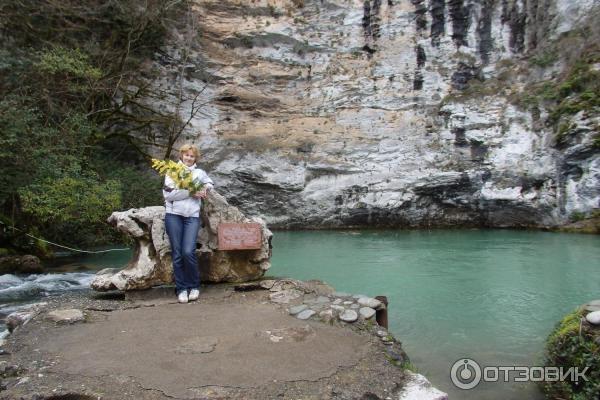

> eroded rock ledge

[{"left": 91, "top": 190, "right": 272, "bottom": 291}]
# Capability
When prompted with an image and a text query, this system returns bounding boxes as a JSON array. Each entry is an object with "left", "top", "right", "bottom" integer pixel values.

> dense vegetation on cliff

[{"left": 0, "top": 0, "right": 191, "bottom": 254}]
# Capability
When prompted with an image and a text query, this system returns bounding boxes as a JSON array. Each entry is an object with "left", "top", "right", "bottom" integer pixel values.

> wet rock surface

[{"left": 0, "top": 280, "right": 447, "bottom": 400}]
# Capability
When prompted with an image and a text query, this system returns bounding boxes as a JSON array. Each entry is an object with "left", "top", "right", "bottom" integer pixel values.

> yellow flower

[{"left": 151, "top": 159, "right": 205, "bottom": 194}]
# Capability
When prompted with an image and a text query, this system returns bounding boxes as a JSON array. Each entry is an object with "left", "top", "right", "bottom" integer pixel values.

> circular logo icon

[{"left": 450, "top": 358, "right": 482, "bottom": 390}]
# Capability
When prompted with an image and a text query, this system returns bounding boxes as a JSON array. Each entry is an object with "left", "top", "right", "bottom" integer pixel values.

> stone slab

[
  {"left": 41, "top": 302, "right": 370, "bottom": 399},
  {"left": 218, "top": 223, "right": 263, "bottom": 250}
]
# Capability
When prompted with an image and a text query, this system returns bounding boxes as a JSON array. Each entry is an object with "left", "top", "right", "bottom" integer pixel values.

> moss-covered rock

[
  {"left": 543, "top": 307, "right": 600, "bottom": 399},
  {"left": 0, "top": 255, "right": 44, "bottom": 274}
]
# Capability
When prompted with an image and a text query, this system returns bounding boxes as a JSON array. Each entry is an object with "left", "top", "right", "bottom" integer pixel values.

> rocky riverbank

[{"left": 0, "top": 278, "right": 447, "bottom": 400}]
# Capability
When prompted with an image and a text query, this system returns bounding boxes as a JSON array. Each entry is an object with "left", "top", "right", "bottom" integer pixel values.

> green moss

[
  {"left": 513, "top": 40, "right": 600, "bottom": 149},
  {"left": 400, "top": 360, "right": 419, "bottom": 373},
  {"left": 530, "top": 49, "right": 559, "bottom": 68},
  {"left": 543, "top": 308, "right": 600, "bottom": 399}
]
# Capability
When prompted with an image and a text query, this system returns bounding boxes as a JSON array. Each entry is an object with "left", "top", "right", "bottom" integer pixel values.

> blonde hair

[{"left": 178, "top": 143, "right": 199, "bottom": 160}]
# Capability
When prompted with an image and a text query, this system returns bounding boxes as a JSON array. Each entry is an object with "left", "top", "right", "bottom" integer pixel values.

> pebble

[
  {"left": 17, "top": 377, "right": 29, "bottom": 385},
  {"left": 343, "top": 301, "right": 353, "bottom": 305},
  {"left": 332, "top": 298, "right": 343, "bottom": 305},
  {"left": 339, "top": 309, "right": 358, "bottom": 323},
  {"left": 376, "top": 330, "right": 388, "bottom": 337},
  {"left": 331, "top": 305, "right": 345, "bottom": 312},
  {"left": 296, "top": 309, "right": 316, "bottom": 320},
  {"left": 288, "top": 304, "right": 308, "bottom": 315},
  {"left": 358, "top": 297, "right": 383, "bottom": 309},
  {"left": 269, "top": 289, "right": 303, "bottom": 304},
  {"left": 359, "top": 307, "right": 376, "bottom": 319},
  {"left": 46, "top": 309, "right": 85, "bottom": 324},
  {"left": 585, "top": 311, "right": 600, "bottom": 325},
  {"left": 350, "top": 304, "right": 360, "bottom": 309},
  {"left": 6, "top": 311, "right": 35, "bottom": 333},
  {"left": 583, "top": 300, "right": 600, "bottom": 312}
]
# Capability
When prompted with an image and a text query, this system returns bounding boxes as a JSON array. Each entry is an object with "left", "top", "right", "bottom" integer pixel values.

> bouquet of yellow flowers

[{"left": 151, "top": 159, "right": 205, "bottom": 195}]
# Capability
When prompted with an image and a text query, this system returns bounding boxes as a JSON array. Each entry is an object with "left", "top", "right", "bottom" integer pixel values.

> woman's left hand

[{"left": 194, "top": 189, "right": 208, "bottom": 199}]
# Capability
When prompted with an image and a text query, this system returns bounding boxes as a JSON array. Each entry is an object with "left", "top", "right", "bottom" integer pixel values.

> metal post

[{"left": 375, "top": 295, "right": 388, "bottom": 329}]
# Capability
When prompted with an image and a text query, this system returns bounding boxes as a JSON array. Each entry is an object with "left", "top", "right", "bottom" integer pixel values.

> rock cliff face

[{"left": 146, "top": 0, "right": 599, "bottom": 228}]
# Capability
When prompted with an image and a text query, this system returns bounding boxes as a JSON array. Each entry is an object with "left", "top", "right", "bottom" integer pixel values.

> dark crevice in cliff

[
  {"left": 414, "top": 45, "right": 426, "bottom": 90},
  {"left": 448, "top": 0, "right": 472, "bottom": 47},
  {"left": 412, "top": 0, "right": 428, "bottom": 33},
  {"left": 363, "top": 44, "right": 377, "bottom": 55},
  {"left": 453, "top": 127, "right": 468, "bottom": 147},
  {"left": 413, "top": 72, "right": 424, "bottom": 90},
  {"left": 416, "top": 45, "right": 427, "bottom": 67},
  {"left": 470, "top": 140, "right": 488, "bottom": 161},
  {"left": 525, "top": 0, "right": 551, "bottom": 52},
  {"left": 430, "top": 0, "right": 446, "bottom": 46},
  {"left": 501, "top": 0, "right": 527, "bottom": 53},
  {"left": 451, "top": 62, "right": 481, "bottom": 90},
  {"left": 362, "top": 0, "right": 382, "bottom": 44},
  {"left": 477, "top": 0, "right": 495, "bottom": 63}
]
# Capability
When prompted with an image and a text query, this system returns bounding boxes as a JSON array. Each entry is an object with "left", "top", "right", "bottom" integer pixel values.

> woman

[{"left": 163, "top": 144, "right": 214, "bottom": 303}]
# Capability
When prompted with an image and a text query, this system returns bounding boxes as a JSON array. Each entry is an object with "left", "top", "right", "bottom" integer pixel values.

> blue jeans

[{"left": 165, "top": 213, "right": 201, "bottom": 295}]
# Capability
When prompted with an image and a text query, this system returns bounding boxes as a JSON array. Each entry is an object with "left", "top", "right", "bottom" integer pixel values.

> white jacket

[{"left": 163, "top": 161, "right": 214, "bottom": 218}]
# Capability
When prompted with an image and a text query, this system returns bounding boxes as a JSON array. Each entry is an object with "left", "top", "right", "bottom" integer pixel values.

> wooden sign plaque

[{"left": 217, "top": 223, "right": 262, "bottom": 250}]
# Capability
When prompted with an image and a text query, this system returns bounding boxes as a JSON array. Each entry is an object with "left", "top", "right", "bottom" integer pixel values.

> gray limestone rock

[
  {"left": 130, "top": 0, "right": 599, "bottom": 232},
  {"left": 6, "top": 311, "right": 35, "bottom": 333},
  {"left": 586, "top": 311, "right": 600, "bottom": 325},
  {"left": 331, "top": 305, "right": 345, "bottom": 313},
  {"left": 46, "top": 309, "right": 85, "bottom": 324},
  {"left": 269, "top": 289, "right": 303, "bottom": 304},
  {"left": 359, "top": 307, "right": 376, "bottom": 319},
  {"left": 339, "top": 310, "right": 358, "bottom": 323},
  {"left": 91, "top": 191, "right": 272, "bottom": 291},
  {"left": 398, "top": 371, "right": 448, "bottom": 400},
  {"left": 6, "top": 303, "right": 47, "bottom": 333},
  {"left": 582, "top": 300, "right": 600, "bottom": 312},
  {"left": 296, "top": 309, "right": 316, "bottom": 320},
  {"left": 288, "top": 304, "right": 309, "bottom": 315},
  {"left": 358, "top": 297, "right": 383, "bottom": 310}
]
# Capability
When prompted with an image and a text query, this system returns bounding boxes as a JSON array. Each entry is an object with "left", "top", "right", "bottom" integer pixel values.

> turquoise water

[{"left": 268, "top": 230, "right": 600, "bottom": 400}]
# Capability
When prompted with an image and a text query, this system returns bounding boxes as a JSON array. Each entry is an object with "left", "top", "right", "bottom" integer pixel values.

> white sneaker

[
  {"left": 188, "top": 289, "right": 200, "bottom": 301},
  {"left": 178, "top": 291, "right": 188, "bottom": 303}
]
